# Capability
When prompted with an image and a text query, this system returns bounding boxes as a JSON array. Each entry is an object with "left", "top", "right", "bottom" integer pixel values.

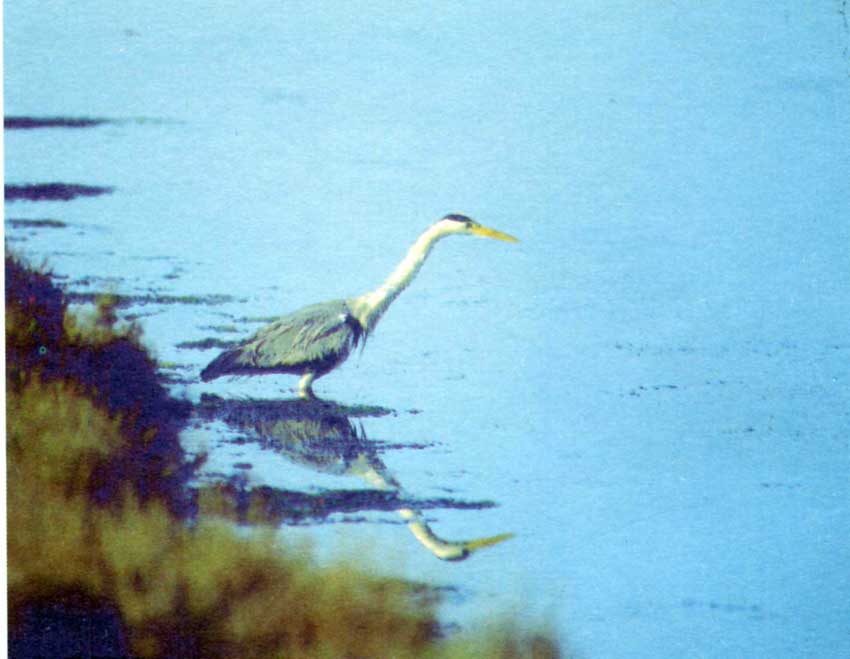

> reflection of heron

[
  {"left": 198, "top": 396, "right": 513, "bottom": 561},
  {"left": 201, "top": 214, "right": 518, "bottom": 398},
  {"left": 358, "top": 463, "right": 513, "bottom": 562}
]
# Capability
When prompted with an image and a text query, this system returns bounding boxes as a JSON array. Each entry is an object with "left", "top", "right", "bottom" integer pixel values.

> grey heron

[{"left": 200, "top": 214, "right": 518, "bottom": 397}]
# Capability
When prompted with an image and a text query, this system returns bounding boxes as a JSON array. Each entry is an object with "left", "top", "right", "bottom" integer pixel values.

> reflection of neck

[
  {"left": 352, "top": 454, "right": 510, "bottom": 562},
  {"left": 354, "top": 454, "right": 401, "bottom": 491},
  {"left": 353, "top": 456, "right": 464, "bottom": 559},
  {"left": 350, "top": 224, "right": 446, "bottom": 333}
]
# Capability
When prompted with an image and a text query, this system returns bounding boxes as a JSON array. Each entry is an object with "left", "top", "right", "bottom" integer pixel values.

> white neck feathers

[{"left": 350, "top": 223, "right": 448, "bottom": 333}]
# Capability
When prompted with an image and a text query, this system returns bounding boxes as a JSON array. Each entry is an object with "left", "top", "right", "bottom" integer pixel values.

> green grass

[{"left": 6, "top": 252, "right": 564, "bottom": 658}]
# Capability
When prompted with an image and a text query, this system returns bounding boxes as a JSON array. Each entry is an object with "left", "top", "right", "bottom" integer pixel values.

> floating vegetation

[
  {"left": 157, "top": 362, "right": 198, "bottom": 385},
  {"left": 176, "top": 337, "right": 237, "bottom": 350},
  {"left": 234, "top": 314, "right": 282, "bottom": 323},
  {"left": 194, "top": 478, "right": 496, "bottom": 527},
  {"left": 157, "top": 361, "right": 193, "bottom": 370},
  {"left": 196, "top": 480, "right": 406, "bottom": 525},
  {"left": 197, "top": 392, "right": 394, "bottom": 421},
  {"left": 6, "top": 218, "right": 68, "bottom": 229},
  {"left": 130, "top": 254, "right": 179, "bottom": 262},
  {"left": 200, "top": 323, "right": 241, "bottom": 333},
  {"left": 6, "top": 253, "right": 564, "bottom": 658},
  {"left": 4, "top": 115, "right": 114, "bottom": 129},
  {"left": 123, "top": 311, "right": 159, "bottom": 322},
  {"left": 4, "top": 115, "right": 183, "bottom": 129},
  {"left": 65, "top": 290, "right": 242, "bottom": 308},
  {"left": 5, "top": 183, "right": 114, "bottom": 202}
]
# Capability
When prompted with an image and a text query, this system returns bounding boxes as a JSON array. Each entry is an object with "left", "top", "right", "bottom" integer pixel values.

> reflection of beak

[
  {"left": 401, "top": 508, "right": 515, "bottom": 561},
  {"left": 464, "top": 532, "right": 515, "bottom": 552},
  {"left": 470, "top": 224, "right": 520, "bottom": 243}
]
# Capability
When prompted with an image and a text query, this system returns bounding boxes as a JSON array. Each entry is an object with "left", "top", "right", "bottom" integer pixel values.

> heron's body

[
  {"left": 200, "top": 214, "right": 517, "bottom": 397},
  {"left": 201, "top": 300, "right": 363, "bottom": 394}
]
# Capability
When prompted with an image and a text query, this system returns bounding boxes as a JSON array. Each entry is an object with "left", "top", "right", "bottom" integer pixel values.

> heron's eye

[{"left": 38, "top": 345, "right": 48, "bottom": 355}]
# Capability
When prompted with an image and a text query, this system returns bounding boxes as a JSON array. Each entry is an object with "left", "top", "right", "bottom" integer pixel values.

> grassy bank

[{"left": 6, "top": 253, "right": 562, "bottom": 658}]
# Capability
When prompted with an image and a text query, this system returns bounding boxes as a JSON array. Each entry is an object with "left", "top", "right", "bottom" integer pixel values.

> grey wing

[{"left": 247, "top": 300, "right": 362, "bottom": 371}]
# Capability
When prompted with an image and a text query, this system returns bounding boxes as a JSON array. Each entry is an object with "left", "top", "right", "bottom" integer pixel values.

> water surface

[{"left": 6, "top": 3, "right": 850, "bottom": 656}]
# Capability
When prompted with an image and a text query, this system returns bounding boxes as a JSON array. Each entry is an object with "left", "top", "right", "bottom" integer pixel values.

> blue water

[{"left": 6, "top": 2, "right": 850, "bottom": 656}]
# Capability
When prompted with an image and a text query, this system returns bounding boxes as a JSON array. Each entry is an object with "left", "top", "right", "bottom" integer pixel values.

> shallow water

[{"left": 6, "top": 2, "right": 850, "bottom": 656}]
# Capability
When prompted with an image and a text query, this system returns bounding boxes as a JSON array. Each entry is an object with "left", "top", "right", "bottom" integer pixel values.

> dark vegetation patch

[
  {"left": 6, "top": 253, "right": 195, "bottom": 513},
  {"left": 198, "top": 392, "right": 393, "bottom": 420},
  {"left": 9, "top": 587, "right": 130, "bottom": 659},
  {"left": 65, "top": 290, "right": 241, "bottom": 307},
  {"left": 129, "top": 254, "right": 177, "bottom": 262},
  {"left": 196, "top": 481, "right": 405, "bottom": 524},
  {"left": 235, "top": 314, "right": 281, "bottom": 323},
  {"left": 159, "top": 373, "right": 198, "bottom": 386},
  {"left": 6, "top": 253, "right": 563, "bottom": 658},
  {"left": 6, "top": 217, "right": 68, "bottom": 229},
  {"left": 377, "top": 440, "right": 438, "bottom": 450},
  {"left": 200, "top": 323, "right": 241, "bottom": 333},
  {"left": 6, "top": 182, "right": 114, "bottom": 202},
  {"left": 156, "top": 362, "right": 197, "bottom": 384},
  {"left": 680, "top": 598, "right": 772, "bottom": 620},
  {"left": 759, "top": 481, "right": 802, "bottom": 490},
  {"left": 123, "top": 311, "right": 160, "bottom": 322},
  {"left": 176, "top": 337, "right": 238, "bottom": 350},
  {"left": 5, "top": 115, "right": 113, "bottom": 129},
  {"left": 68, "top": 275, "right": 121, "bottom": 288},
  {"left": 625, "top": 383, "right": 679, "bottom": 397},
  {"left": 194, "top": 479, "right": 497, "bottom": 526}
]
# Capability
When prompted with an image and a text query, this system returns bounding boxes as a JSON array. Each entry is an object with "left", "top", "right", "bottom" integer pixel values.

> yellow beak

[{"left": 470, "top": 224, "right": 520, "bottom": 243}]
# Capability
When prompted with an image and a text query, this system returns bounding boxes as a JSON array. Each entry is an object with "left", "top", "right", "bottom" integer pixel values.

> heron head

[{"left": 438, "top": 213, "right": 519, "bottom": 243}]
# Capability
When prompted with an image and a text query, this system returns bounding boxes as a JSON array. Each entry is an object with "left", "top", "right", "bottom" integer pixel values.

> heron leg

[{"left": 298, "top": 372, "right": 316, "bottom": 399}]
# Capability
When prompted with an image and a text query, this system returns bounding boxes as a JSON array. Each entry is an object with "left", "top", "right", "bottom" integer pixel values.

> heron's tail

[{"left": 200, "top": 349, "right": 241, "bottom": 382}]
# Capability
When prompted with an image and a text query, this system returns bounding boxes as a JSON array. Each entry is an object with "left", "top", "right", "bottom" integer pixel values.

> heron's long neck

[{"left": 351, "top": 224, "right": 444, "bottom": 333}]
